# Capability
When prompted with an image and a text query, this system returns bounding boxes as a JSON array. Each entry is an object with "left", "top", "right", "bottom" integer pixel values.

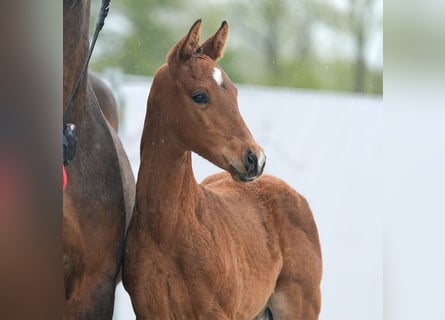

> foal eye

[{"left": 191, "top": 93, "right": 209, "bottom": 105}]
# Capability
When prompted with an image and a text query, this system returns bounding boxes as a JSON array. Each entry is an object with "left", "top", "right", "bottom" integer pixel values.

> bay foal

[{"left": 123, "top": 20, "right": 322, "bottom": 319}]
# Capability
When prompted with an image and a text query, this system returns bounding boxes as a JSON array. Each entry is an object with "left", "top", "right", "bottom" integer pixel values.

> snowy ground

[{"left": 111, "top": 74, "right": 383, "bottom": 320}]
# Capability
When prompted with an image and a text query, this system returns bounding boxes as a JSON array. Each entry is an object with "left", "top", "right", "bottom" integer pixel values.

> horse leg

[
  {"left": 268, "top": 280, "right": 321, "bottom": 320},
  {"left": 65, "top": 272, "right": 117, "bottom": 320},
  {"left": 85, "top": 274, "right": 117, "bottom": 319}
]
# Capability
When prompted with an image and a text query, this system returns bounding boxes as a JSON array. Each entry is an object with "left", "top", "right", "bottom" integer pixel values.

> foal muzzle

[{"left": 230, "top": 150, "right": 266, "bottom": 182}]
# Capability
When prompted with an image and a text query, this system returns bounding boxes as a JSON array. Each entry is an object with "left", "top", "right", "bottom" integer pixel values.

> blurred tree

[
  {"left": 349, "top": 0, "right": 379, "bottom": 93},
  {"left": 262, "top": 1, "right": 281, "bottom": 76},
  {"left": 90, "top": 0, "right": 382, "bottom": 95},
  {"left": 228, "top": 0, "right": 316, "bottom": 85},
  {"left": 309, "top": 0, "right": 382, "bottom": 93},
  {"left": 90, "top": 0, "right": 186, "bottom": 75}
]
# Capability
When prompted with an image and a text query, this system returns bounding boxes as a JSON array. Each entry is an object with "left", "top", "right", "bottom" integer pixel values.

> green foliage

[
  {"left": 220, "top": 53, "right": 382, "bottom": 94},
  {"left": 90, "top": 0, "right": 382, "bottom": 95}
]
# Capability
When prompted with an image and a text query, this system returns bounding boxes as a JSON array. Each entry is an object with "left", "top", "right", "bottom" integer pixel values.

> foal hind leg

[{"left": 268, "top": 280, "right": 321, "bottom": 320}]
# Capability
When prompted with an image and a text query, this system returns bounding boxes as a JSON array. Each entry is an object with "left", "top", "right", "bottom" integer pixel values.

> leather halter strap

[
  {"left": 62, "top": 0, "right": 111, "bottom": 168},
  {"left": 63, "top": 0, "right": 111, "bottom": 125}
]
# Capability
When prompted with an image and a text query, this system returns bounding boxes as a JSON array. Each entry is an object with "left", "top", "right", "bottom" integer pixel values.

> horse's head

[{"left": 148, "top": 19, "right": 265, "bottom": 182}]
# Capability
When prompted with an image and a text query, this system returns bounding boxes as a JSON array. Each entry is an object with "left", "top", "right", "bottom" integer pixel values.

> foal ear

[
  {"left": 201, "top": 21, "right": 229, "bottom": 61},
  {"left": 168, "top": 19, "right": 202, "bottom": 63}
]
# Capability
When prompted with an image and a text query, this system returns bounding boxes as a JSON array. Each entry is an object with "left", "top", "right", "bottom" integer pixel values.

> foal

[{"left": 123, "top": 20, "right": 322, "bottom": 320}]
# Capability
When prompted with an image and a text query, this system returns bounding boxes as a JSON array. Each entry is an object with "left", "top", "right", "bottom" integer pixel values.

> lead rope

[{"left": 63, "top": 0, "right": 111, "bottom": 168}]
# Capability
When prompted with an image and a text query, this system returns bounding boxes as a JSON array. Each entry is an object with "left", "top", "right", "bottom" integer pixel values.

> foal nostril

[{"left": 245, "top": 150, "right": 258, "bottom": 177}]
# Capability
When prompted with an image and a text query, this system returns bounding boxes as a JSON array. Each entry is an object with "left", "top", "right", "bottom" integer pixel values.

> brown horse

[
  {"left": 90, "top": 71, "right": 120, "bottom": 132},
  {"left": 63, "top": 0, "right": 135, "bottom": 318},
  {"left": 123, "top": 20, "right": 322, "bottom": 319}
]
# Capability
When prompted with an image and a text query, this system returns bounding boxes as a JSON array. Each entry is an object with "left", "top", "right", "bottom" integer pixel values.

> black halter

[{"left": 63, "top": 0, "right": 111, "bottom": 166}]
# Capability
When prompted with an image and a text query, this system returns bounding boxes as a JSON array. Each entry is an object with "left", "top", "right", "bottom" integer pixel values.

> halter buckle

[{"left": 63, "top": 123, "right": 77, "bottom": 166}]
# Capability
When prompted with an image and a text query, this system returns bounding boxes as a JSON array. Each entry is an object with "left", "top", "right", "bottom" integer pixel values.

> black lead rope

[{"left": 63, "top": 0, "right": 111, "bottom": 166}]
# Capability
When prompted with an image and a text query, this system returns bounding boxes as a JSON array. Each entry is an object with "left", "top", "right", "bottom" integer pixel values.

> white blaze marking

[{"left": 212, "top": 67, "right": 224, "bottom": 87}]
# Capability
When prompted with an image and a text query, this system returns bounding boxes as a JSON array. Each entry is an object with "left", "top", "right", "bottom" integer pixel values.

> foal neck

[{"left": 137, "top": 121, "right": 200, "bottom": 242}]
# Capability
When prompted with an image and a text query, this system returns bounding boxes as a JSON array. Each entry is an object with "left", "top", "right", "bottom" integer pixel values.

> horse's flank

[
  {"left": 123, "top": 20, "right": 321, "bottom": 319},
  {"left": 63, "top": 0, "right": 135, "bottom": 318},
  {"left": 89, "top": 71, "right": 120, "bottom": 132}
]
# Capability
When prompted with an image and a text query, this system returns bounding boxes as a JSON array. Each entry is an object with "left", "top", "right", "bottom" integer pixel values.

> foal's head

[{"left": 148, "top": 19, "right": 265, "bottom": 182}]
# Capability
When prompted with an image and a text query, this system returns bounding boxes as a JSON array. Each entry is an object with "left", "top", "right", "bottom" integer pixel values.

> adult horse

[
  {"left": 123, "top": 20, "right": 322, "bottom": 319},
  {"left": 63, "top": 0, "right": 135, "bottom": 318},
  {"left": 90, "top": 71, "right": 120, "bottom": 132}
]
